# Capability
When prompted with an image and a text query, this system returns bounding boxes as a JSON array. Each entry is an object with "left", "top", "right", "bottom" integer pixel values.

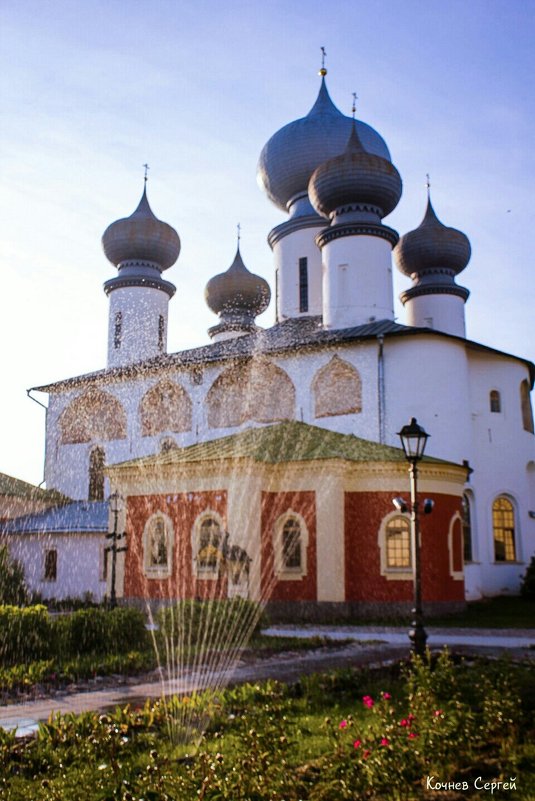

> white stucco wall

[
  {"left": 272, "top": 225, "right": 324, "bottom": 319},
  {"left": 5, "top": 532, "right": 107, "bottom": 601},
  {"left": 107, "top": 285, "right": 169, "bottom": 367},
  {"left": 322, "top": 235, "right": 394, "bottom": 328},
  {"left": 403, "top": 293, "right": 466, "bottom": 338}
]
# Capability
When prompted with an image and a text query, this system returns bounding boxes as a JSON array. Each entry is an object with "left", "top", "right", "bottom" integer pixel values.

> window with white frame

[
  {"left": 143, "top": 513, "right": 173, "bottom": 578},
  {"left": 378, "top": 513, "right": 413, "bottom": 580},
  {"left": 273, "top": 512, "right": 308, "bottom": 579},
  {"left": 492, "top": 497, "right": 517, "bottom": 562},
  {"left": 193, "top": 513, "right": 224, "bottom": 578}
]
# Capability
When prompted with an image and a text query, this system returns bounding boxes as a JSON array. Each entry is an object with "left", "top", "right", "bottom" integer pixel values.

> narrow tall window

[
  {"left": 88, "top": 446, "right": 105, "bottom": 501},
  {"left": 275, "top": 269, "right": 280, "bottom": 322},
  {"left": 282, "top": 518, "right": 302, "bottom": 570},
  {"left": 386, "top": 517, "right": 411, "bottom": 569},
  {"left": 158, "top": 315, "right": 165, "bottom": 351},
  {"left": 462, "top": 493, "right": 473, "bottom": 562},
  {"left": 114, "top": 312, "right": 122, "bottom": 349},
  {"left": 490, "top": 390, "right": 501, "bottom": 413},
  {"left": 521, "top": 379, "right": 534, "bottom": 433},
  {"left": 197, "top": 516, "right": 223, "bottom": 575},
  {"left": 492, "top": 497, "right": 516, "bottom": 562},
  {"left": 44, "top": 549, "right": 57, "bottom": 581},
  {"left": 299, "top": 257, "right": 308, "bottom": 313}
]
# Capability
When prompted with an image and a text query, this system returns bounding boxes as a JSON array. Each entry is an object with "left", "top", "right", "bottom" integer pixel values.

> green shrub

[
  {"left": 0, "top": 545, "right": 28, "bottom": 606},
  {"left": 520, "top": 556, "right": 535, "bottom": 600},
  {"left": 0, "top": 605, "right": 52, "bottom": 665},
  {"left": 156, "top": 598, "right": 266, "bottom": 655},
  {"left": 54, "top": 607, "right": 149, "bottom": 657}
]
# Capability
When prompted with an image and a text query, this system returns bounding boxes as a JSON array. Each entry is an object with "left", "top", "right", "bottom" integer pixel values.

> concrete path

[{"left": 1, "top": 626, "right": 533, "bottom": 737}]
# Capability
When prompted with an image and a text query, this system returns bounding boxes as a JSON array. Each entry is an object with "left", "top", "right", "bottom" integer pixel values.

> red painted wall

[
  {"left": 123, "top": 491, "right": 228, "bottom": 601},
  {"left": 344, "top": 492, "right": 464, "bottom": 603},
  {"left": 261, "top": 491, "right": 317, "bottom": 601}
]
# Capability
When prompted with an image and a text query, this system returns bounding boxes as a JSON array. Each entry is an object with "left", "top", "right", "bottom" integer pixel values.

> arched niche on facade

[
  {"left": 520, "top": 379, "right": 534, "bottom": 433},
  {"left": 59, "top": 388, "right": 127, "bottom": 444},
  {"left": 206, "top": 359, "right": 295, "bottom": 429},
  {"left": 312, "top": 355, "right": 362, "bottom": 418},
  {"left": 139, "top": 380, "right": 192, "bottom": 437}
]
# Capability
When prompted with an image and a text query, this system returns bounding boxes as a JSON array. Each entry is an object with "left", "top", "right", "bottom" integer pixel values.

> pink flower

[
  {"left": 434, "top": 709, "right": 443, "bottom": 717},
  {"left": 382, "top": 692, "right": 391, "bottom": 700},
  {"left": 362, "top": 695, "right": 374, "bottom": 708},
  {"left": 380, "top": 737, "right": 390, "bottom": 747},
  {"left": 353, "top": 739, "right": 362, "bottom": 749},
  {"left": 400, "top": 719, "right": 408, "bottom": 727},
  {"left": 408, "top": 732, "right": 418, "bottom": 739},
  {"left": 407, "top": 713, "right": 415, "bottom": 722},
  {"left": 339, "top": 720, "right": 348, "bottom": 730},
  {"left": 363, "top": 749, "right": 371, "bottom": 760}
]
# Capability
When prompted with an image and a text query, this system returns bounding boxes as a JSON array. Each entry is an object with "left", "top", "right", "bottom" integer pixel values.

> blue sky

[{"left": 0, "top": 0, "right": 533, "bottom": 484}]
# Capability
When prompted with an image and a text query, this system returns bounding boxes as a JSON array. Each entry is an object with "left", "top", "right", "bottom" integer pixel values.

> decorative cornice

[
  {"left": 316, "top": 222, "right": 399, "bottom": 249},
  {"left": 400, "top": 284, "right": 470, "bottom": 303},
  {"left": 268, "top": 215, "right": 325, "bottom": 249},
  {"left": 103, "top": 275, "right": 176, "bottom": 298}
]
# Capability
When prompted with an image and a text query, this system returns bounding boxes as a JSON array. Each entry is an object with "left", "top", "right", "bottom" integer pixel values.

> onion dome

[
  {"left": 394, "top": 195, "right": 471, "bottom": 277},
  {"left": 308, "top": 123, "right": 402, "bottom": 220},
  {"left": 206, "top": 247, "right": 270, "bottom": 318},
  {"left": 257, "top": 77, "right": 391, "bottom": 213},
  {"left": 102, "top": 186, "right": 180, "bottom": 270}
]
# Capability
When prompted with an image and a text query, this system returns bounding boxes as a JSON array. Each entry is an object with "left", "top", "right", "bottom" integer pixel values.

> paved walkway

[{"left": 1, "top": 626, "right": 533, "bottom": 737}]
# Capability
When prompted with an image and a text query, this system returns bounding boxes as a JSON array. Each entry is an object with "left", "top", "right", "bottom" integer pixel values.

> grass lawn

[{"left": 1, "top": 651, "right": 534, "bottom": 800}]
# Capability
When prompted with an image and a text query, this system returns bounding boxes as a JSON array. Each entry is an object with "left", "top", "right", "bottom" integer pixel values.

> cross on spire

[
  {"left": 352, "top": 92, "right": 358, "bottom": 119},
  {"left": 237, "top": 222, "right": 241, "bottom": 246},
  {"left": 319, "top": 46, "right": 327, "bottom": 76},
  {"left": 425, "top": 173, "right": 431, "bottom": 197},
  {"left": 143, "top": 163, "right": 150, "bottom": 183}
]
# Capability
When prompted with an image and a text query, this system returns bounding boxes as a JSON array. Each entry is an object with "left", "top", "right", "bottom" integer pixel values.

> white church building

[{"left": 4, "top": 71, "right": 534, "bottom": 612}]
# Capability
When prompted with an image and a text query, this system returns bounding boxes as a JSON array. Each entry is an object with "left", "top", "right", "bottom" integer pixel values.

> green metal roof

[
  {"left": 113, "top": 421, "right": 445, "bottom": 471},
  {"left": 0, "top": 472, "right": 68, "bottom": 502}
]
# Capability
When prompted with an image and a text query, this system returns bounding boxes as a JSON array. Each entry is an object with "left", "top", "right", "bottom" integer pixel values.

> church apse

[
  {"left": 139, "top": 380, "right": 193, "bottom": 437},
  {"left": 206, "top": 359, "right": 295, "bottom": 429},
  {"left": 59, "top": 388, "right": 127, "bottom": 444},
  {"left": 312, "top": 355, "right": 362, "bottom": 418}
]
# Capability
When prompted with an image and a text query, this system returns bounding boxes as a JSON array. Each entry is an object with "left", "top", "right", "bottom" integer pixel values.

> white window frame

[
  {"left": 273, "top": 511, "right": 308, "bottom": 581},
  {"left": 378, "top": 512, "right": 413, "bottom": 581},
  {"left": 192, "top": 510, "right": 225, "bottom": 580},
  {"left": 143, "top": 512, "right": 174, "bottom": 579},
  {"left": 448, "top": 512, "right": 464, "bottom": 580}
]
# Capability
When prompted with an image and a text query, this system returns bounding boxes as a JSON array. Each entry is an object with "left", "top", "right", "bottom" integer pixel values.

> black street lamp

[
  {"left": 105, "top": 492, "right": 127, "bottom": 609},
  {"left": 396, "top": 418, "right": 431, "bottom": 657}
]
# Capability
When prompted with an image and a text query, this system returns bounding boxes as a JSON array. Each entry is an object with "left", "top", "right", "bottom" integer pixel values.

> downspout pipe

[
  {"left": 27, "top": 388, "right": 48, "bottom": 486},
  {"left": 377, "top": 335, "right": 385, "bottom": 444}
]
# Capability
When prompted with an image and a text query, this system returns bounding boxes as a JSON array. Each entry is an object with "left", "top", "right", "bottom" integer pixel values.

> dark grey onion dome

[
  {"left": 205, "top": 247, "right": 271, "bottom": 319},
  {"left": 308, "top": 123, "right": 402, "bottom": 219},
  {"left": 102, "top": 187, "right": 180, "bottom": 270},
  {"left": 394, "top": 196, "right": 471, "bottom": 277},
  {"left": 257, "top": 77, "right": 391, "bottom": 212}
]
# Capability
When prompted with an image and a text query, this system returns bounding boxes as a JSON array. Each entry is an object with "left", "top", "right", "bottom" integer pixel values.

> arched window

[
  {"left": 143, "top": 514, "right": 173, "bottom": 578},
  {"left": 273, "top": 512, "right": 308, "bottom": 579},
  {"left": 60, "top": 389, "right": 127, "bottom": 444},
  {"left": 139, "top": 380, "right": 192, "bottom": 437},
  {"left": 492, "top": 497, "right": 516, "bottom": 562},
  {"left": 378, "top": 513, "right": 412, "bottom": 579},
  {"left": 385, "top": 516, "right": 411, "bottom": 569},
  {"left": 521, "top": 380, "right": 534, "bottom": 433},
  {"left": 462, "top": 493, "right": 473, "bottom": 563},
  {"left": 206, "top": 360, "right": 295, "bottom": 429},
  {"left": 312, "top": 356, "right": 362, "bottom": 418},
  {"left": 88, "top": 446, "right": 105, "bottom": 501},
  {"left": 193, "top": 513, "right": 224, "bottom": 578},
  {"left": 489, "top": 390, "right": 501, "bottom": 413}
]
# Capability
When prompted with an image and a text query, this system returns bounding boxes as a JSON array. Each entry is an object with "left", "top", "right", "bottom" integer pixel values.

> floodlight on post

[
  {"left": 106, "top": 491, "right": 127, "bottom": 609},
  {"left": 396, "top": 418, "right": 430, "bottom": 658}
]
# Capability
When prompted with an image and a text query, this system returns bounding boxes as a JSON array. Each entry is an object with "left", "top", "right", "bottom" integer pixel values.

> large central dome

[{"left": 257, "top": 77, "right": 391, "bottom": 213}]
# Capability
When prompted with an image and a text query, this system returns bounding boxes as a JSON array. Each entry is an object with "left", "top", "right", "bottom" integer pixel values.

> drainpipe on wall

[
  {"left": 26, "top": 388, "right": 48, "bottom": 487},
  {"left": 377, "top": 335, "right": 385, "bottom": 444}
]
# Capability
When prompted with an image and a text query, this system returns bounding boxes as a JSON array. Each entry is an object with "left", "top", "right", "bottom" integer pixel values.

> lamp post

[
  {"left": 106, "top": 492, "right": 127, "bottom": 609},
  {"left": 397, "top": 418, "right": 430, "bottom": 657}
]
